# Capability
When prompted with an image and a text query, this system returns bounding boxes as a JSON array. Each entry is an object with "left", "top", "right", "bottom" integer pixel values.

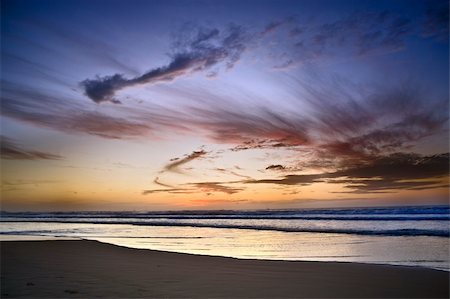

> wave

[
  {"left": 131, "top": 222, "right": 449, "bottom": 237},
  {"left": 2, "top": 219, "right": 449, "bottom": 237},
  {"left": 2, "top": 215, "right": 449, "bottom": 221},
  {"left": 2, "top": 205, "right": 449, "bottom": 218}
]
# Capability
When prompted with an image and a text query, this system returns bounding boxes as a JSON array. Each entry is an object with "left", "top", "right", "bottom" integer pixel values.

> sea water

[{"left": 1, "top": 205, "right": 449, "bottom": 271}]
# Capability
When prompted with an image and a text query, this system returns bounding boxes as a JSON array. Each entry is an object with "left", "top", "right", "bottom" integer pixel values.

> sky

[{"left": 1, "top": 0, "right": 449, "bottom": 211}]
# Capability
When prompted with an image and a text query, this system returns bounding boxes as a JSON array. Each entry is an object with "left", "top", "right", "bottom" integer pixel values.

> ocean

[{"left": 1, "top": 205, "right": 449, "bottom": 271}]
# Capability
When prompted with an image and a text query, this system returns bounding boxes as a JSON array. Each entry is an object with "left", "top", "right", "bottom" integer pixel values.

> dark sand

[{"left": 1, "top": 240, "right": 448, "bottom": 298}]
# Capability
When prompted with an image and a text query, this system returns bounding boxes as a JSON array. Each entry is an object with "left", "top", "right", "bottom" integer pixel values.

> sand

[{"left": 1, "top": 240, "right": 448, "bottom": 298}]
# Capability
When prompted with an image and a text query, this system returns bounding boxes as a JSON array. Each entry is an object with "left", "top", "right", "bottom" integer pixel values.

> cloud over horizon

[{"left": 246, "top": 153, "right": 449, "bottom": 193}]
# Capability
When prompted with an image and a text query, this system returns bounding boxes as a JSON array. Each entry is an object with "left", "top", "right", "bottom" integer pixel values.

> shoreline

[
  {"left": 2, "top": 234, "right": 448, "bottom": 272},
  {"left": 1, "top": 240, "right": 449, "bottom": 298},
  {"left": 87, "top": 237, "right": 450, "bottom": 272}
]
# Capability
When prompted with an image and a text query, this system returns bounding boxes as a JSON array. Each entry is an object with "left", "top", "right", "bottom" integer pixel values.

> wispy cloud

[
  {"left": 143, "top": 181, "right": 244, "bottom": 195},
  {"left": 153, "top": 177, "right": 174, "bottom": 188},
  {"left": 182, "top": 74, "right": 448, "bottom": 167},
  {"left": 1, "top": 136, "right": 62, "bottom": 160},
  {"left": 214, "top": 168, "right": 252, "bottom": 179},
  {"left": 188, "top": 102, "right": 311, "bottom": 148},
  {"left": 262, "top": 11, "right": 414, "bottom": 69},
  {"left": 81, "top": 24, "right": 249, "bottom": 103},
  {"left": 1, "top": 179, "right": 62, "bottom": 192},
  {"left": 260, "top": 21, "right": 284, "bottom": 36},
  {"left": 190, "top": 182, "right": 244, "bottom": 195},
  {"left": 1, "top": 81, "right": 152, "bottom": 139},
  {"left": 164, "top": 150, "right": 208, "bottom": 173},
  {"left": 142, "top": 187, "right": 195, "bottom": 195}
]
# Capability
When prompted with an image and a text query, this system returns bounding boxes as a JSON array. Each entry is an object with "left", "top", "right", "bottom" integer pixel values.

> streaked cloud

[
  {"left": 143, "top": 181, "right": 244, "bottom": 195},
  {"left": 246, "top": 153, "right": 449, "bottom": 193},
  {"left": 1, "top": 81, "right": 152, "bottom": 139},
  {"left": 164, "top": 150, "right": 208, "bottom": 173},
  {"left": 153, "top": 177, "right": 174, "bottom": 188},
  {"left": 214, "top": 168, "right": 252, "bottom": 179},
  {"left": 1, "top": 136, "right": 62, "bottom": 160},
  {"left": 190, "top": 182, "right": 244, "bottom": 195}
]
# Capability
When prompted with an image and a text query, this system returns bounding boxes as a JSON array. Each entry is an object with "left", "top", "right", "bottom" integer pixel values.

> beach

[{"left": 1, "top": 240, "right": 448, "bottom": 298}]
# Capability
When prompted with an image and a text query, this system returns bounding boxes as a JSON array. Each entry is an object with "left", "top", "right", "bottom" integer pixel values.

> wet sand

[{"left": 1, "top": 240, "right": 448, "bottom": 298}]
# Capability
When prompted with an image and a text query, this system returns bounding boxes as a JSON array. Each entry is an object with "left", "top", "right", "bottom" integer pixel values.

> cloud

[
  {"left": 348, "top": 152, "right": 449, "bottom": 182},
  {"left": 153, "top": 177, "right": 174, "bottom": 188},
  {"left": 260, "top": 16, "right": 300, "bottom": 37},
  {"left": 189, "top": 102, "right": 311, "bottom": 148},
  {"left": 267, "top": 11, "right": 414, "bottom": 67},
  {"left": 148, "top": 149, "right": 247, "bottom": 195},
  {"left": 142, "top": 187, "right": 194, "bottom": 195},
  {"left": 261, "top": 21, "right": 284, "bottom": 36},
  {"left": 1, "top": 179, "right": 62, "bottom": 192},
  {"left": 164, "top": 150, "right": 207, "bottom": 173},
  {"left": 1, "top": 81, "right": 152, "bottom": 139},
  {"left": 146, "top": 149, "right": 210, "bottom": 194},
  {"left": 20, "top": 18, "right": 140, "bottom": 76},
  {"left": 422, "top": 0, "right": 449, "bottom": 41},
  {"left": 245, "top": 153, "right": 449, "bottom": 193},
  {"left": 187, "top": 198, "right": 249, "bottom": 206},
  {"left": 214, "top": 168, "right": 252, "bottom": 179},
  {"left": 179, "top": 73, "right": 447, "bottom": 164},
  {"left": 266, "top": 164, "right": 286, "bottom": 171},
  {"left": 276, "top": 74, "right": 449, "bottom": 170},
  {"left": 1, "top": 136, "right": 62, "bottom": 160},
  {"left": 191, "top": 182, "right": 244, "bottom": 194},
  {"left": 78, "top": 11, "right": 414, "bottom": 104},
  {"left": 2, "top": 24, "right": 447, "bottom": 160},
  {"left": 289, "top": 27, "right": 304, "bottom": 37},
  {"left": 247, "top": 174, "right": 322, "bottom": 186},
  {"left": 81, "top": 24, "right": 249, "bottom": 103},
  {"left": 143, "top": 181, "right": 244, "bottom": 195}
]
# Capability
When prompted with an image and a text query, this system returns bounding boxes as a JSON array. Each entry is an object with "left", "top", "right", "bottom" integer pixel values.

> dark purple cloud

[
  {"left": 246, "top": 153, "right": 449, "bottom": 193},
  {"left": 81, "top": 25, "right": 249, "bottom": 103}
]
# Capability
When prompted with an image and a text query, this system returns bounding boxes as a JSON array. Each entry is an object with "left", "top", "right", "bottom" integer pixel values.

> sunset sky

[{"left": 1, "top": 0, "right": 449, "bottom": 211}]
